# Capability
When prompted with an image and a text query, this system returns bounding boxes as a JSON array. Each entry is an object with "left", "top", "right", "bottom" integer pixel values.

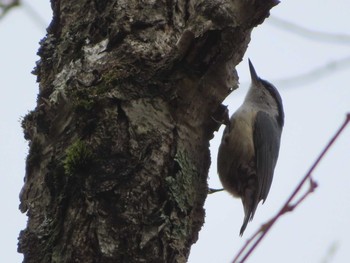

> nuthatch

[{"left": 217, "top": 59, "right": 284, "bottom": 235}]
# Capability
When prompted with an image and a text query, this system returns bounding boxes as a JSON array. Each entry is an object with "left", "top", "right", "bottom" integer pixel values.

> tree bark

[{"left": 18, "top": 0, "right": 278, "bottom": 262}]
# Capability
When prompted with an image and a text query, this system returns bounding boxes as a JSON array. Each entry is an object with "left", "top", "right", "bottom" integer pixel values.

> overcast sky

[{"left": 1, "top": 1, "right": 349, "bottom": 262}]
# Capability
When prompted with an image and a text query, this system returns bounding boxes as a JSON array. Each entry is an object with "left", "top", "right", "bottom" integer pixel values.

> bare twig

[
  {"left": 274, "top": 57, "right": 350, "bottom": 88},
  {"left": 268, "top": 16, "right": 350, "bottom": 45},
  {"left": 22, "top": 0, "right": 47, "bottom": 29},
  {"left": 233, "top": 113, "right": 350, "bottom": 263},
  {"left": 0, "top": 0, "right": 19, "bottom": 19}
]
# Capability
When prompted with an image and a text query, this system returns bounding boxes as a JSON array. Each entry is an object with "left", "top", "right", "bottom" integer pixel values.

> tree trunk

[{"left": 18, "top": 0, "right": 277, "bottom": 262}]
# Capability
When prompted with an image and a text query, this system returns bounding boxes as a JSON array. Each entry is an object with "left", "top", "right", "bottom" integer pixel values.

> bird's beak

[{"left": 248, "top": 59, "right": 259, "bottom": 85}]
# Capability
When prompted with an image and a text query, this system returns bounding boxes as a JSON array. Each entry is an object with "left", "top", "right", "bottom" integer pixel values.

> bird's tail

[{"left": 240, "top": 179, "right": 259, "bottom": 236}]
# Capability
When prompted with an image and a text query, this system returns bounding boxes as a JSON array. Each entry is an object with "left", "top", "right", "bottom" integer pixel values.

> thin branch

[
  {"left": 288, "top": 178, "right": 318, "bottom": 210},
  {"left": 22, "top": 0, "right": 47, "bottom": 29},
  {"left": 0, "top": 0, "right": 19, "bottom": 19},
  {"left": 233, "top": 113, "right": 350, "bottom": 263},
  {"left": 268, "top": 16, "right": 350, "bottom": 45},
  {"left": 274, "top": 57, "right": 350, "bottom": 89},
  {"left": 238, "top": 57, "right": 350, "bottom": 89}
]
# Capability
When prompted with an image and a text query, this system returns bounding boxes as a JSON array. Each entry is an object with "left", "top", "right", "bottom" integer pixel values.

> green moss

[
  {"left": 67, "top": 87, "right": 96, "bottom": 114},
  {"left": 63, "top": 140, "right": 94, "bottom": 176},
  {"left": 95, "top": 84, "right": 110, "bottom": 95},
  {"left": 74, "top": 98, "right": 95, "bottom": 112},
  {"left": 165, "top": 150, "right": 197, "bottom": 213},
  {"left": 70, "top": 84, "right": 112, "bottom": 114}
]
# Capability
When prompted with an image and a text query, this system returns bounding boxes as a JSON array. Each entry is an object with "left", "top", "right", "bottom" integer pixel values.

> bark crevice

[{"left": 19, "top": 0, "right": 278, "bottom": 262}]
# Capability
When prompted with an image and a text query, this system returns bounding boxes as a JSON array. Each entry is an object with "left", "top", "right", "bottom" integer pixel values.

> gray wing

[{"left": 253, "top": 111, "right": 282, "bottom": 203}]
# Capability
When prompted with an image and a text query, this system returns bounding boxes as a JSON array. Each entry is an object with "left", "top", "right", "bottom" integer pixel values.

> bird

[{"left": 217, "top": 59, "right": 284, "bottom": 235}]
